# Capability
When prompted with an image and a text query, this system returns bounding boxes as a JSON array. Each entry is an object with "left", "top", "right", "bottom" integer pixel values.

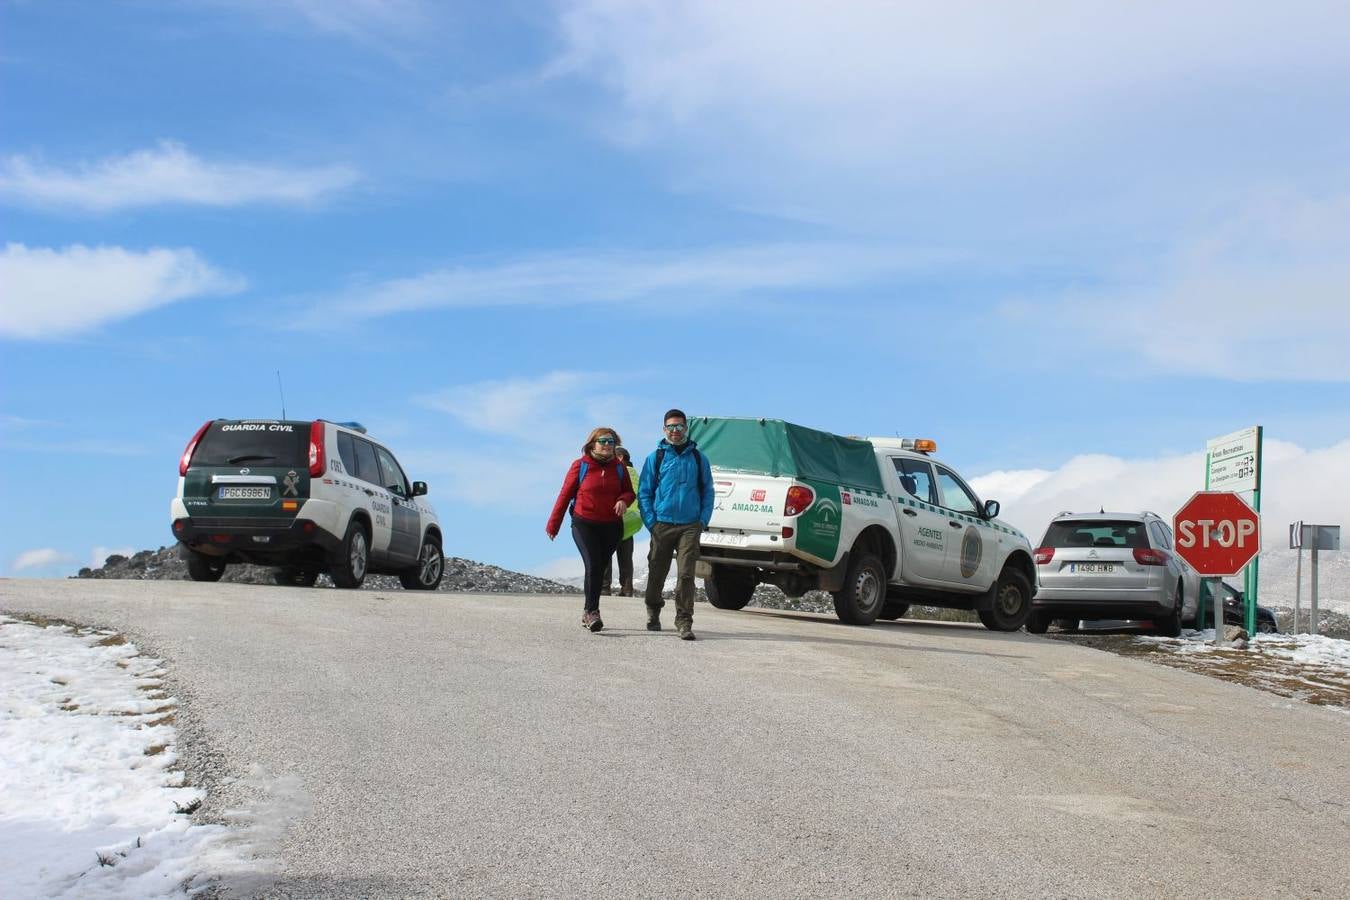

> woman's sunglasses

[{"left": 595, "top": 437, "right": 616, "bottom": 445}]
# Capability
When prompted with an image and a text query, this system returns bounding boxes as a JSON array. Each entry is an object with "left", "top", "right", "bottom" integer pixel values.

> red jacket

[{"left": 546, "top": 455, "right": 636, "bottom": 537}]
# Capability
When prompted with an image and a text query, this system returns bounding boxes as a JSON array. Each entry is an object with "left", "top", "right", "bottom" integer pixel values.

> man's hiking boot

[
  {"left": 677, "top": 625, "right": 696, "bottom": 641},
  {"left": 646, "top": 610, "right": 661, "bottom": 632},
  {"left": 582, "top": 611, "right": 604, "bottom": 633}
]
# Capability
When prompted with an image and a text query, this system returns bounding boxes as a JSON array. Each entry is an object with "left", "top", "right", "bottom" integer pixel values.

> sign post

[
  {"left": 1174, "top": 492, "right": 1261, "bottom": 644},
  {"left": 1205, "top": 427, "right": 1262, "bottom": 634},
  {"left": 1290, "top": 521, "right": 1304, "bottom": 634}
]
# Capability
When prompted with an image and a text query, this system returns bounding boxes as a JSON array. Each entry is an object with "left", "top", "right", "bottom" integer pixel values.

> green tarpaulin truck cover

[{"left": 686, "top": 417, "right": 884, "bottom": 493}]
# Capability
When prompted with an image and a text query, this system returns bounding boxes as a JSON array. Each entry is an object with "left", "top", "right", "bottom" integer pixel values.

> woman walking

[{"left": 546, "top": 427, "right": 635, "bottom": 632}]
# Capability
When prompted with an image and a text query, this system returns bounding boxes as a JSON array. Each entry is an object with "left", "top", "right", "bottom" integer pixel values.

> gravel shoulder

[{"left": 3, "top": 578, "right": 1348, "bottom": 899}]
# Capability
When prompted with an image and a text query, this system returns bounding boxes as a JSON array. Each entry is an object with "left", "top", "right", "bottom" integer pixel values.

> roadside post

[
  {"left": 1204, "top": 427, "right": 1262, "bottom": 634},
  {"left": 1290, "top": 522, "right": 1304, "bottom": 633},
  {"left": 1174, "top": 492, "right": 1261, "bottom": 645},
  {"left": 1306, "top": 525, "right": 1342, "bottom": 635}
]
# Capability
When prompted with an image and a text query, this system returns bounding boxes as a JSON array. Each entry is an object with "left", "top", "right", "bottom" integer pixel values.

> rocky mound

[{"left": 75, "top": 546, "right": 578, "bottom": 594}]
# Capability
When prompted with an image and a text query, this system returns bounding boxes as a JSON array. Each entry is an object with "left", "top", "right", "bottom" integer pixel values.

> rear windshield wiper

[{"left": 226, "top": 454, "right": 278, "bottom": 463}]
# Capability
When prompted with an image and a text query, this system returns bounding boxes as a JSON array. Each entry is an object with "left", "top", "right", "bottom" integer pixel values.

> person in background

[
  {"left": 546, "top": 427, "right": 634, "bottom": 633},
  {"left": 601, "top": 446, "right": 640, "bottom": 597},
  {"left": 638, "top": 409, "right": 714, "bottom": 641}
]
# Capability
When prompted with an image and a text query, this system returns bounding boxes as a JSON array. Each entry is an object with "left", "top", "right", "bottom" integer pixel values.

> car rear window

[
  {"left": 190, "top": 421, "right": 309, "bottom": 468},
  {"left": 1040, "top": 520, "right": 1150, "bottom": 549}
]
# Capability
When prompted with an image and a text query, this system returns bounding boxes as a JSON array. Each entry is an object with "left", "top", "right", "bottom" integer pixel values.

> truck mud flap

[{"left": 816, "top": 554, "right": 849, "bottom": 592}]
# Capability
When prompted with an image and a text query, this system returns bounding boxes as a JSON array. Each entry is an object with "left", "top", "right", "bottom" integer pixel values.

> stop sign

[{"left": 1172, "top": 491, "right": 1261, "bottom": 576}]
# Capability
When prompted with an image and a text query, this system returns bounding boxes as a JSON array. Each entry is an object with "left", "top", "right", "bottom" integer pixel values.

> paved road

[{"left": 3, "top": 579, "right": 1348, "bottom": 898}]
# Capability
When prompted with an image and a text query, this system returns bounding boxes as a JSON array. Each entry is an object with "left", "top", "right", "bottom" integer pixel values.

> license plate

[
  {"left": 703, "top": 532, "right": 748, "bottom": 547},
  {"left": 1070, "top": 563, "right": 1115, "bottom": 574},
  {"left": 219, "top": 486, "right": 271, "bottom": 500}
]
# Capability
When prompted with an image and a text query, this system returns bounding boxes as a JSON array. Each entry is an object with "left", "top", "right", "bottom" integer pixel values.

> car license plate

[
  {"left": 1070, "top": 563, "right": 1115, "bottom": 574},
  {"left": 219, "top": 486, "right": 271, "bottom": 500},
  {"left": 703, "top": 532, "right": 748, "bottom": 547}
]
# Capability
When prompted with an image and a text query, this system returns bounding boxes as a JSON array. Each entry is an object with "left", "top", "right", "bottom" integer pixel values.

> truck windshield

[{"left": 190, "top": 422, "right": 309, "bottom": 468}]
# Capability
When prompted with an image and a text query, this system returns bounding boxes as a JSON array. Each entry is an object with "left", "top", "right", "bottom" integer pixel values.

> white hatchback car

[
  {"left": 1028, "top": 511, "right": 1199, "bottom": 636},
  {"left": 170, "top": 419, "right": 443, "bottom": 590}
]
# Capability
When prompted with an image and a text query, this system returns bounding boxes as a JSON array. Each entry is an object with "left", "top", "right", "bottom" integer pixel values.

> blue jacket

[{"left": 638, "top": 439, "right": 715, "bottom": 529}]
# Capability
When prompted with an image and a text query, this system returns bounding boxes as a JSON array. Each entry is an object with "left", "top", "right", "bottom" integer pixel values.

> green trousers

[{"left": 644, "top": 522, "right": 702, "bottom": 627}]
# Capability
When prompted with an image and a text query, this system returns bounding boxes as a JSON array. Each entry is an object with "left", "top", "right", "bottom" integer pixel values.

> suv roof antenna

[{"left": 276, "top": 370, "right": 287, "bottom": 420}]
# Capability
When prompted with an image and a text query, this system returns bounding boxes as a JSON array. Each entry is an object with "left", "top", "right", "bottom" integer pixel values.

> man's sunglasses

[
  {"left": 664, "top": 423, "right": 687, "bottom": 433},
  {"left": 595, "top": 437, "right": 616, "bottom": 445}
]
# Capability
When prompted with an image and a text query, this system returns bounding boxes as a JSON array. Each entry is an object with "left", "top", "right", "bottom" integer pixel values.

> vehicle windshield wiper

[{"left": 226, "top": 454, "right": 277, "bottom": 463}]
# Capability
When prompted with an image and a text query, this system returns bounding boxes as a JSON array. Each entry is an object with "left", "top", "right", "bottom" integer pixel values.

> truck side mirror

[
  {"left": 983, "top": 499, "right": 1000, "bottom": 519},
  {"left": 412, "top": 481, "right": 428, "bottom": 496}
]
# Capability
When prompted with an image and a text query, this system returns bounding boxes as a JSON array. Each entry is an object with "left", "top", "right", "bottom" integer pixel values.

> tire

[
  {"left": 186, "top": 552, "right": 226, "bottom": 583},
  {"left": 878, "top": 601, "right": 910, "bottom": 621},
  {"left": 978, "top": 566, "right": 1033, "bottom": 631},
  {"left": 705, "top": 567, "right": 755, "bottom": 610},
  {"left": 273, "top": 566, "right": 319, "bottom": 587},
  {"left": 1154, "top": 581, "right": 1183, "bottom": 638},
  {"left": 399, "top": 535, "right": 444, "bottom": 591},
  {"left": 832, "top": 552, "right": 886, "bottom": 625},
  {"left": 1025, "top": 610, "right": 1051, "bottom": 634},
  {"left": 330, "top": 519, "right": 369, "bottom": 589}
]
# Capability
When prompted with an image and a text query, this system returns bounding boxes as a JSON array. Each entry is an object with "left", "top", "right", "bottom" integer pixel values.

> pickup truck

[{"left": 688, "top": 417, "right": 1036, "bottom": 630}]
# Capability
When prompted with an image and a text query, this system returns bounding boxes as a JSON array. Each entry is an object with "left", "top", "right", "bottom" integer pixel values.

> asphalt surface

[{"left": 3, "top": 578, "right": 1348, "bottom": 899}]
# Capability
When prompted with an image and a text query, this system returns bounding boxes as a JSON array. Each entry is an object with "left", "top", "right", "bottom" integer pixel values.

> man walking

[{"left": 638, "top": 409, "right": 714, "bottom": 640}]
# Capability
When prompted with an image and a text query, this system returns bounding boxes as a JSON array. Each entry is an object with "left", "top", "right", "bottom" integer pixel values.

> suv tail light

[
  {"left": 1133, "top": 547, "right": 1170, "bottom": 566},
  {"left": 784, "top": 485, "right": 815, "bottom": 517},
  {"left": 1033, "top": 546, "right": 1054, "bottom": 565},
  {"left": 179, "top": 420, "right": 212, "bottom": 476},
  {"left": 308, "top": 420, "right": 325, "bottom": 477}
]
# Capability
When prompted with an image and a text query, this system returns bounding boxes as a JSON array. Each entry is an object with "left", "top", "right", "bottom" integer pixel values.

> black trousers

[
  {"left": 571, "top": 516, "right": 623, "bottom": 613},
  {"left": 601, "top": 537, "right": 634, "bottom": 591}
]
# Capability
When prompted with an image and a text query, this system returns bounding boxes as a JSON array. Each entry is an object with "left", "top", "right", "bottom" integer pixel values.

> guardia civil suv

[{"left": 170, "top": 419, "right": 443, "bottom": 590}]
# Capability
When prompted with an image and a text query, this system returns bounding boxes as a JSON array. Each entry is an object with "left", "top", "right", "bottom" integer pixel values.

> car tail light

[
  {"left": 308, "top": 421, "right": 325, "bottom": 477},
  {"left": 782, "top": 526, "right": 794, "bottom": 539},
  {"left": 210, "top": 534, "right": 230, "bottom": 543},
  {"left": 301, "top": 520, "right": 315, "bottom": 533},
  {"left": 173, "top": 519, "right": 187, "bottom": 533},
  {"left": 1033, "top": 546, "right": 1054, "bottom": 565},
  {"left": 784, "top": 485, "right": 815, "bottom": 516},
  {"left": 1133, "top": 547, "right": 1170, "bottom": 566},
  {"left": 179, "top": 420, "right": 212, "bottom": 476}
]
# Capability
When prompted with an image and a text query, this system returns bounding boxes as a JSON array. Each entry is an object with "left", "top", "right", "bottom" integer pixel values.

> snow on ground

[
  {"left": 1126, "top": 629, "right": 1350, "bottom": 710},
  {"left": 0, "top": 615, "right": 259, "bottom": 898}
]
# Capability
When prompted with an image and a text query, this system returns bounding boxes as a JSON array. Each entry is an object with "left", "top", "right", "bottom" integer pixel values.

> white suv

[{"left": 170, "top": 419, "right": 443, "bottom": 590}]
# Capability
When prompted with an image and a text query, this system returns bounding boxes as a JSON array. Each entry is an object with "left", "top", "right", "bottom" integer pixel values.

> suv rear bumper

[
  {"left": 172, "top": 515, "right": 341, "bottom": 566},
  {"left": 1032, "top": 586, "right": 1172, "bottom": 620}
]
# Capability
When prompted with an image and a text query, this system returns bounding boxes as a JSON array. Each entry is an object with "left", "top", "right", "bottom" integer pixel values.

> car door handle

[
  {"left": 364, "top": 489, "right": 375, "bottom": 496},
  {"left": 949, "top": 521, "right": 963, "bottom": 529},
  {"left": 903, "top": 509, "right": 918, "bottom": 517}
]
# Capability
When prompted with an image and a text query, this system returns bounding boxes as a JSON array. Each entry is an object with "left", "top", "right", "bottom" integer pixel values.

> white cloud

[
  {"left": 305, "top": 242, "right": 952, "bottom": 323},
  {"left": 1025, "top": 191, "right": 1350, "bottom": 381},
  {"left": 12, "top": 548, "right": 74, "bottom": 573},
  {"left": 90, "top": 546, "right": 136, "bottom": 570},
  {"left": 0, "top": 243, "right": 244, "bottom": 340},
  {"left": 0, "top": 142, "right": 359, "bottom": 212},
  {"left": 417, "top": 371, "right": 625, "bottom": 441},
  {"left": 554, "top": 1, "right": 1350, "bottom": 208},
  {"left": 969, "top": 438, "right": 1350, "bottom": 550}
]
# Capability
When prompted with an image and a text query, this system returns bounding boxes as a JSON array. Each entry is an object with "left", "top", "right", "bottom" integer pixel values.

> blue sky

[{"left": 3, "top": 1, "right": 1350, "bottom": 579}]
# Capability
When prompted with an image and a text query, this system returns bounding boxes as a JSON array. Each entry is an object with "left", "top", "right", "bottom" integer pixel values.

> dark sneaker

[
  {"left": 582, "top": 611, "right": 604, "bottom": 632},
  {"left": 678, "top": 626, "right": 696, "bottom": 641}
]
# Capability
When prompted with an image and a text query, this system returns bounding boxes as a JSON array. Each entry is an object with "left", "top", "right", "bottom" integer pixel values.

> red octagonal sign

[{"left": 1172, "top": 491, "right": 1261, "bottom": 577}]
